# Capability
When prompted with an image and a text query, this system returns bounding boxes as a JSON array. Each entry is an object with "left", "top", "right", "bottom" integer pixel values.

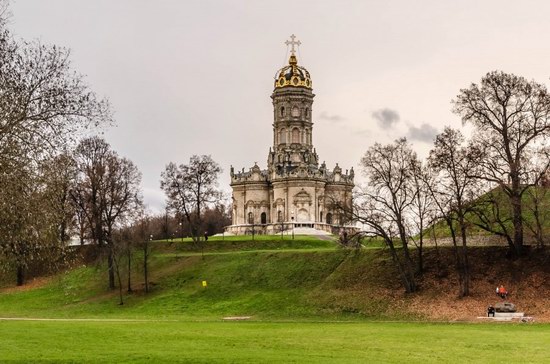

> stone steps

[
  {"left": 495, "top": 312, "right": 524, "bottom": 318},
  {"left": 478, "top": 312, "right": 525, "bottom": 321}
]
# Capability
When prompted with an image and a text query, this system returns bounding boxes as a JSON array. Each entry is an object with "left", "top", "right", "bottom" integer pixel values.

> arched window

[
  {"left": 326, "top": 213, "right": 333, "bottom": 225},
  {"left": 280, "top": 106, "right": 285, "bottom": 117},
  {"left": 292, "top": 128, "right": 300, "bottom": 143},
  {"left": 261, "top": 212, "right": 267, "bottom": 224},
  {"left": 277, "top": 210, "right": 283, "bottom": 222},
  {"left": 305, "top": 108, "right": 309, "bottom": 118},
  {"left": 248, "top": 212, "right": 254, "bottom": 224},
  {"left": 279, "top": 128, "right": 286, "bottom": 144}
]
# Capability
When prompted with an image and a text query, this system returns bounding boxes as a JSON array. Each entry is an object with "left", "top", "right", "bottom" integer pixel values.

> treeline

[
  {"left": 0, "top": 3, "right": 273, "bottom": 300},
  {"left": 0, "top": 6, "right": 230, "bottom": 295},
  {"left": 0, "top": 15, "right": 143, "bottom": 286},
  {"left": 349, "top": 71, "right": 550, "bottom": 297},
  {"left": 0, "top": 4, "right": 114, "bottom": 286}
]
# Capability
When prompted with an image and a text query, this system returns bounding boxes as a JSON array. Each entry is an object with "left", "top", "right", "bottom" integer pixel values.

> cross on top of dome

[{"left": 285, "top": 34, "right": 301, "bottom": 57}]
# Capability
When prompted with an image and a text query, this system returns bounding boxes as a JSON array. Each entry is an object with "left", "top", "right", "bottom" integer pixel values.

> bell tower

[
  {"left": 227, "top": 34, "right": 355, "bottom": 235},
  {"left": 268, "top": 34, "right": 319, "bottom": 177}
]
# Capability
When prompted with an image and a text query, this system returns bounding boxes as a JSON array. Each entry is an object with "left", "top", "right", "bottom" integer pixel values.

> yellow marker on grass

[{"left": 202, "top": 280, "right": 207, "bottom": 288}]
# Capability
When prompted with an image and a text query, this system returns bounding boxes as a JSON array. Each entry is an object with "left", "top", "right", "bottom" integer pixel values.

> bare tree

[
  {"left": 355, "top": 138, "right": 417, "bottom": 293},
  {"left": 160, "top": 155, "right": 222, "bottom": 248},
  {"left": 133, "top": 215, "right": 152, "bottom": 293},
  {"left": 428, "top": 127, "right": 481, "bottom": 297},
  {"left": 409, "top": 159, "right": 437, "bottom": 274},
  {"left": 453, "top": 71, "right": 550, "bottom": 256},
  {"left": 72, "top": 137, "right": 143, "bottom": 290},
  {"left": 71, "top": 137, "right": 112, "bottom": 249},
  {"left": 0, "top": 18, "right": 111, "bottom": 162}
]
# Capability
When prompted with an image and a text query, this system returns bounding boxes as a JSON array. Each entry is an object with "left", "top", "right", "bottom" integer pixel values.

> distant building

[{"left": 226, "top": 36, "right": 355, "bottom": 235}]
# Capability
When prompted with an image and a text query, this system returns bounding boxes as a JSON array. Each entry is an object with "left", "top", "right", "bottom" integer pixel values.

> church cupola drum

[{"left": 226, "top": 35, "right": 355, "bottom": 235}]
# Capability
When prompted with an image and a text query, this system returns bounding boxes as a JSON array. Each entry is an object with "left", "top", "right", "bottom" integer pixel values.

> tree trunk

[
  {"left": 107, "top": 250, "right": 115, "bottom": 290},
  {"left": 127, "top": 249, "right": 132, "bottom": 293},
  {"left": 114, "top": 258, "right": 123, "bottom": 305},
  {"left": 16, "top": 265, "right": 24, "bottom": 286},
  {"left": 398, "top": 225, "right": 417, "bottom": 292},
  {"left": 386, "top": 240, "right": 415, "bottom": 293},
  {"left": 447, "top": 219, "right": 466, "bottom": 297},
  {"left": 459, "top": 217, "right": 470, "bottom": 297},
  {"left": 143, "top": 241, "right": 149, "bottom": 293},
  {"left": 417, "top": 244, "right": 423, "bottom": 275},
  {"left": 510, "top": 195, "right": 523, "bottom": 257}
]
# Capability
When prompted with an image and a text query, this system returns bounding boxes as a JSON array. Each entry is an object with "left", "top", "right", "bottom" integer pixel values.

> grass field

[{"left": 1, "top": 320, "right": 549, "bottom": 363}]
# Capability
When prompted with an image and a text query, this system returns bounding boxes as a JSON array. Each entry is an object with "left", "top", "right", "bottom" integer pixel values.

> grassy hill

[
  {"left": 1, "top": 235, "right": 550, "bottom": 322},
  {"left": 0, "top": 236, "right": 404, "bottom": 320}
]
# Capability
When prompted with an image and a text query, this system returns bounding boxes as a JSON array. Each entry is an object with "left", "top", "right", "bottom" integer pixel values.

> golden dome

[{"left": 274, "top": 54, "right": 312, "bottom": 90}]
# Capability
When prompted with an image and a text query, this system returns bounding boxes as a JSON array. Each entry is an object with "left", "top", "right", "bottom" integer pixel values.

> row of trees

[
  {"left": 0, "top": 2, "right": 114, "bottom": 286},
  {"left": 0, "top": 4, "right": 148, "bottom": 291},
  {"left": 0, "top": 1, "right": 227, "bottom": 299},
  {"left": 160, "top": 155, "right": 225, "bottom": 246},
  {"left": 349, "top": 71, "right": 550, "bottom": 296}
]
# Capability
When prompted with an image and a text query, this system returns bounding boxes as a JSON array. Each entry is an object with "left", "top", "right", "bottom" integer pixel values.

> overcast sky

[{"left": 8, "top": 0, "right": 550, "bottom": 211}]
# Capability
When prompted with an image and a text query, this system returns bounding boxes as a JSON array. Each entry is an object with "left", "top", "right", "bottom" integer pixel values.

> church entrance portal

[{"left": 297, "top": 208, "right": 309, "bottom": 222}]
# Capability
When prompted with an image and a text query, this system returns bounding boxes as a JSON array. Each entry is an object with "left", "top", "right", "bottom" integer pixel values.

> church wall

[
  {"left": 272, "top": 179, "right": 326, "bottom": 223},
  {"left": 324, "top": 183, "right": 353, "bottom": 225},
  {"left": 271, "top": 184, "right": 287, "bottom": 222},
  {"left": 231, "top": 182, "right": 270, "bottom": 225}
]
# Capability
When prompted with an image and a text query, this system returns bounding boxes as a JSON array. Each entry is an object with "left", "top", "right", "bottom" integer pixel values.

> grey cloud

[
  {"left": 355, "top": 129, "right": 371, "bottom": 136},
  {"left": 372, "top": 108, "right": 400, "bottom": 129},
  {"left": 407, "top": 123, "right": 438, "bottom": 143},
  {"left": 318, "top": 111, "right": 345, "bottom": 123}
]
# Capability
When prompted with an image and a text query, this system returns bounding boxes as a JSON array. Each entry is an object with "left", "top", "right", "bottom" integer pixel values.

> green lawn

[{"left": 0, "top": 320, "right": 548, "bottom": 363}]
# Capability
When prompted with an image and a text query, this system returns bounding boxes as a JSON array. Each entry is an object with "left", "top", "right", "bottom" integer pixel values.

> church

[{"left": 226, "top": 35, "right": 355, "bottom": 235}]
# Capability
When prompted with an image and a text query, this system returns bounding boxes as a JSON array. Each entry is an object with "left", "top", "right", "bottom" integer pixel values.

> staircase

[
  {"left": 478, "top": 312, "right": 532, "bottom": 322},
  {"left": 493, "top": 312, "right": 525, "bottom": 321}
]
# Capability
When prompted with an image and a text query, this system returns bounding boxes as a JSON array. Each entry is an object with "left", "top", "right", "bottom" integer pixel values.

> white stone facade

[{"left": 226, "top": 51, "right": 355, "bottom": 235}]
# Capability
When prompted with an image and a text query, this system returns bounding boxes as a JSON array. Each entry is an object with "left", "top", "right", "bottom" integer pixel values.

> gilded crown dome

[
  {"left": 274, "top": 35, "right": 312, "bottom": 90},
  {"left": 274, "top": 55, "right": 312, "bottom": 89}
]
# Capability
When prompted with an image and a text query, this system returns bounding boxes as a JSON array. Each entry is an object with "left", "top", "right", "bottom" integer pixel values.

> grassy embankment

[{"left": 0, "top": 235, "right": 397, "bottom": 321}]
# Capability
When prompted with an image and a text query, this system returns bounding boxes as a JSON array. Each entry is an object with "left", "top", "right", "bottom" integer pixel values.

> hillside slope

[{"left": 1, "top": 238, "right": 549, "bottom": 322}]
